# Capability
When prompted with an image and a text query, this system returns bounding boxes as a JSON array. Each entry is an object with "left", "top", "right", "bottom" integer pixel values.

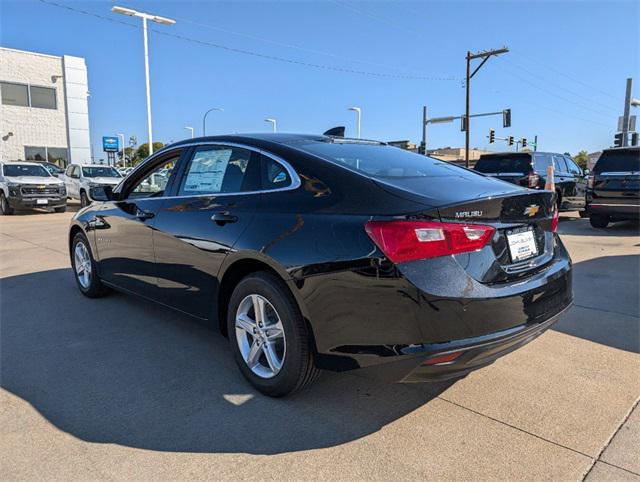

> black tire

[
  {"left": 80, "top": 190, "right": 89, "bottom": 208},
  {"left": 0, "top": 192, "right": 14, "bottom": 215},
  {"left": 71, "top": 232, "right": 109, "bottom": 298},
  {"left": 227, "top": 271, "right": 320, "bottom": 397},
  {"left": 54, "top": 205, "right": 67, "bottom": 213},
  {"left": 579, "top": 210, "right": 588, "bottom": 218},
  {"left": 589, "top": 213, "right": 610, "bottom": 229}
]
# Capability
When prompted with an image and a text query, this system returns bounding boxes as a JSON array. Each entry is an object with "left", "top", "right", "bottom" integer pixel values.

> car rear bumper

[{"left": 587, "top": 202, "right": 640, "bottom": 219}]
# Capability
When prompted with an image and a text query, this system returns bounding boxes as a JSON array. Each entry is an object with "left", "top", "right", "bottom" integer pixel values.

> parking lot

[{"left": 1, "top": 206, "right": 638, "bottom": 480}]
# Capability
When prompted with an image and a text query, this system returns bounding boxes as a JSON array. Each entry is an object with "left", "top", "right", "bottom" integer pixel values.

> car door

[
  {"left": 92, "top": 149, "right": 184, "bottom": 300},
  {"left": 552, "top": 154, "right": 572, "bottom": 206},
  {"left": 152, "top": 144, "right": 261, "bottom": 319},
  {"left": 64, "top": 165, "right": 79, "bottom": 198},
  {"left": 564, "top": 156, "right": 586, "bottom": 207}
]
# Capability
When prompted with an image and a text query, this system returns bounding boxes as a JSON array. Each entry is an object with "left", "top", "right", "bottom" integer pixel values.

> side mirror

[
  {"left": 89, "top": 185, "right": 114, "bottom": 202},
  {"left": 583, "top": 168, "right": 590, "bottom": 176}
]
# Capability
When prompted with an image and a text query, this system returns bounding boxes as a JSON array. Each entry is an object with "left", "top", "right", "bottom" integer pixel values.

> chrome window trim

[{"left": 119, "top": 141, "right": 301, "bottom": 202}]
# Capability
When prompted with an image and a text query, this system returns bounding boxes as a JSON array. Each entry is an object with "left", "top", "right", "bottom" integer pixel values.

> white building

[{"left": 0, "top": 47, "right": 91, "bottom": 166}]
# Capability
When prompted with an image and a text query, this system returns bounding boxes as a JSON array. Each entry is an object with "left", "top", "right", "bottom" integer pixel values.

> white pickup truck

[
  {"left": 62, "top": 164, "right": 123, "bottom": 207},
  {"left": 0, "top": 161, "right": 67, "bottom": 215}
]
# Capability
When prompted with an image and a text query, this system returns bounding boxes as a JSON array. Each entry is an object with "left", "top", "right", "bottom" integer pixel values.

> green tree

[
  {"left": 133, "top": 142, "right": 165, "bottom": 165},
  {"left": 574, "top": 150, "right": 589, "bottom": 170}
]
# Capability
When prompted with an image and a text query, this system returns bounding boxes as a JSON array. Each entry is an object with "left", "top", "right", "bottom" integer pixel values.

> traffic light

[
  {"left": 613, "top": 132, "right": 623, "bottom": 147},
  {"left": 507, "top": 135, "right": 514, "bottom": 146},
  {"left": 503, "top": 109, "right": 511, "bottom": 128},
  {"left": 460, "top": 115, "right": 467, "bottom": 132},
  {"left": 632, "top": 132, "right": 639, "bottom": 146},
  {"left": 521, "top": 138, "right": 527, "bottom": 148},
  {"left": 489, "top": 129, "right": 495, "bottom": 143}
]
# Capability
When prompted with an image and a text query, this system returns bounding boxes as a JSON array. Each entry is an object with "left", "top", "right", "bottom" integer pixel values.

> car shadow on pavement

[
  {"left": 553, "top": 254, "right": 640, "bottom": 354},
  {"left": 0, "top": 268, "right": 450, "bottom": 454}
]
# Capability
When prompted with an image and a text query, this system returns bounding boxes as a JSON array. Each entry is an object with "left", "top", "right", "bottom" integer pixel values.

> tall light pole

[
  {"left": 112, "top": 6, "right": 175, "bottom": 156},
  {"left": 184, "top": 126, "right": 194, "bottom": 138},
  {"left": 203, "top": 107, "right": 224, "bottom": 136},
  {"left": 117, "top": 133, "right": 125, "bottom": 166},
  {"left": 265, "top": 118, "right": 277, "bottom": 133},
  {"left": 348, "top": 106, "right": 361, "bottom": 138}
]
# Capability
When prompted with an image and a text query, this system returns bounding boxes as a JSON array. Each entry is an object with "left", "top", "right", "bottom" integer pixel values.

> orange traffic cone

[{"left": 545, "top": 165, "right": 555, "bottom": 191}]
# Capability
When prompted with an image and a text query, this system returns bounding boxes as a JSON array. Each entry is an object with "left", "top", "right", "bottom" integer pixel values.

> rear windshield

[
  {"left": 82, "top": 166, "right": 121, "bottom": 178},
  {"left": 3, "top": 164, "right": 50, "bottom": 177},
  {"left": 296, "top": 141, "right": 467, "bottom": 178},
  {"left": 594, "top": 150, "right": 640, "bottom": 173},
  {"left": 474, "top": 155, "right": 533, "bottom": 174}
]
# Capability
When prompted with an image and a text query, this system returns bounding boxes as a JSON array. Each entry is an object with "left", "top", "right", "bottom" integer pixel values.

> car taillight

[
  {"left": 365, "top": 220, "right": 495, "bottom": 263},
  {"left": 527, "top": 171, "right": 540, "bottom": 188},
  {"left": 586, "top": 174, "right": 595, "bottom": 189},
  {"left": 551, "top": 208, "right": 559, "bottom": 232}
]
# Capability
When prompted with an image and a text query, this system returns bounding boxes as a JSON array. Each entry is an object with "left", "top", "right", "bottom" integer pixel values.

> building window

[
  {"left": 0, "top": 82, "right": 29, "bottom": 107},
  {"left": 0, "top": 81, "right": 57, "bottom": 109},
  {"left": 30, "top": 86, "right": 56, "bottom": 109},
  {"left": 24, "top": 146, "right": 68, "bottom": 167},
  {"left": 46, "top": 147, "right": 68, "bottom": 167}
]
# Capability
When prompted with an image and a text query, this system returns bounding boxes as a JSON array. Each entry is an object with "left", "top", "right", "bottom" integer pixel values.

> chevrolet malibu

[{"left": 68, "top": 134, "right": 573, "bottom": 396}]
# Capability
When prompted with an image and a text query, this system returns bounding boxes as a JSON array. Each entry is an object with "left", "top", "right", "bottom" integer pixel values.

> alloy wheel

[
  {"left": 235, "top": 294, "right": 286, "bottom": 379},
  {"left": 74, "top": 241, "right": 92, "bottom": 289}
]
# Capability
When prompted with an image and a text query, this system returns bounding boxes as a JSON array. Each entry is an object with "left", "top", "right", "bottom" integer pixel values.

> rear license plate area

[{"left": 506, "top": 226, "right": 538, "bottom": 262}]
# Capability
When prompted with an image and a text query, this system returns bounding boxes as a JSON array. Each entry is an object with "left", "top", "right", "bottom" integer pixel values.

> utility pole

[
  {"left": 464, "top": 47, "right": 509, "bottom": 168},
  {"left": 622, "top": 78, "right": 633, "bottom": 146}
]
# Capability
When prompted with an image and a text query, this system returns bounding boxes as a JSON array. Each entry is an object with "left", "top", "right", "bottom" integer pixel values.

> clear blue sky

[{"left": 2, "top": 0, "right": 638, "bottom": 158}]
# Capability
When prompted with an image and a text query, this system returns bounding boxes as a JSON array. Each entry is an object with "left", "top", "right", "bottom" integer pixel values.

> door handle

[
  {"left": 136, "top": 209, "right": 155, "bottom": 220},
  {"left": 211, "top": 212, "right": 238, "bottom": 225}
]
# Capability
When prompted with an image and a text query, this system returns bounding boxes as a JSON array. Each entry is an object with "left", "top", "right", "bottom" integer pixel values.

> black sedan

[{"left": 69, "top": 134, "right": 572, "bottom": 396}]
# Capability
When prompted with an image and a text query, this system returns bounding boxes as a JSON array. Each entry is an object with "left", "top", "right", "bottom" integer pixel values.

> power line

[
  {"left": 38, "top": 0, "right": 455, "bottom": 81},
  {"left": 494, "top": 57, "right": 617, "bottom": 118},
  {"left": 511, "top": 49, "right": 620, "bottom": 101},
  {"left": 500, "top": 57, "right": 618, "bottom": 113}
]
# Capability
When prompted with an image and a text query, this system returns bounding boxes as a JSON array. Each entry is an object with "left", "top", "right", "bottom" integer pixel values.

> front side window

[
  {"left": 82, "top": 166, "right": 121, "bottom": 178},
  {"left": 179, "top": 146, "right": 258, "bottom": 195},
  {"left": 552, "top": 155, "right": 568, "bottom": 173},
  {"left": 1, "top": 82, "right": 29, "bottom": 107},
  {"left": 564, "top": 157, "right": 582, "bottom": 175},
  {"left": 128, "top": 156, "right": 179, "bottom": 198},
  {"left": 3, "top": 164, "right": 50, "bottom": 177},
  {"left": 30, "top": 86, "right": 56, "bottom": 109}
]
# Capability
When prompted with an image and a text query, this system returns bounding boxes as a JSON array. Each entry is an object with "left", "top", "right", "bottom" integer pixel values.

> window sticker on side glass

[{"left": 184, "top": 149, "right": 232, "bottom": 192}]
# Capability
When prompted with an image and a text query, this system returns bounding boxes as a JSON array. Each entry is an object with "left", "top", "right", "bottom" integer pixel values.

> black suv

[
  {"left": 586, "top": 147, "right": 640, "bottom": 228},
  {"left": 474, "top": 152, "right": 587, "bottom": 214}
]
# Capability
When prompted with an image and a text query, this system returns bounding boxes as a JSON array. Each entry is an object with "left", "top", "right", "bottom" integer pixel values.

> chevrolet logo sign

[
  {"left": 524, "top": 204, "right": 540, "bottom": 217},
  {"left": 38, "top": 185, "right": 46, "bottom": 189}
]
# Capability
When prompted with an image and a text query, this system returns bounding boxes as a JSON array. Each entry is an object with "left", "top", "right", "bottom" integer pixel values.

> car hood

[
  {"left": 85, "top": 177, "right": 121, "bottom": 185},
  {"left": 5, "top": 176, "right": 63, "bottom": 185}
]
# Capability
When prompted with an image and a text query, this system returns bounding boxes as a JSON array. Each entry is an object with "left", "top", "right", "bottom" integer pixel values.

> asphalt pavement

[{"left": 1, "top": 205, "right": 639, "bottom": 480}]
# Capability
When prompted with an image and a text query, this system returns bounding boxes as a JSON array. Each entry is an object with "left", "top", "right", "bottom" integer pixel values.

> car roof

[
  {"left": 479, "top": 151, "right": 560, "bottom": 157},
  {"left": 0, "top": 161, "right": 43, "bottom": 167},
  {"left": 602, "top": 146, "right": 640, "bottom": 153}
]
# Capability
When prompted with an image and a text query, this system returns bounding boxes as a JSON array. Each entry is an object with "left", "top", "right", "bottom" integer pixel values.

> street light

[
  {"left": 184, "top": 126, "right": 194, "bottom": 138},
  {"left": 348, "top": 106, "right": 361, "bottom": 138},
  {"left": 117, "top": 133, "right": 125, "bottom": 166},
  {"left": 202, "top": 107, "right": 224, "bottom": 136},
  {"left": 112, "top": 5, "right": 175, "bottom": 156},
  {"left": 264, "top": 118, "right": 277, "bottom": 133}
]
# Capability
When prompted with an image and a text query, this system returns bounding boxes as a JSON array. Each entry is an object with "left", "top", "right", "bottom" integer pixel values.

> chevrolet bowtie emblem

[
  {"left": 524, "top": 204, "right": 540, "bottom": 217},
  {"left": 38, "top": 185, "right": 46, "bottom": 189}
]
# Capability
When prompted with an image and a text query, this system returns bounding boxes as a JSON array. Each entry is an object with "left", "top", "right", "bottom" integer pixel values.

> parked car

[
  {"left": 62, "top": 164, "right": 122, "bottom": 207},
  {"left": 69, "top": 134, "right": 573, "bottom": 396},
  {"left": 118, "top": 166, "right": 134, "bottom": 176},
  {"left": 0, "top": 161, "right": 67, "bottom": 214},
  {"left": 474, "top": 152, "right": 587, "bottom": 215},
  {"left": 586, "top": 146, "right": 640, "bottom": 228},
  {"left": 37, "top": 161, "right": 66, "bottom": 177}
]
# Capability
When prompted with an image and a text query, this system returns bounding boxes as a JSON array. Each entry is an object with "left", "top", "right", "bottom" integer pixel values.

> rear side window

[
  {"left": 178, "top": 146, "right": 259, "bottom": 195},
  {"left": 594, "top": 150, "right": 640, "bottom": 173},
  {"left": 261, "top": 154, "right": 292, "bottom": 190},
  {"left": 474, "top": 155, "right": 533, "bottom": 174}
]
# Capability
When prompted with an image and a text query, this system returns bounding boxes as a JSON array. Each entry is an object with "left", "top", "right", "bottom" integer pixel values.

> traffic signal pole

[{"left": 464, "top": 47, "right": 509, "bottom": 168}]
